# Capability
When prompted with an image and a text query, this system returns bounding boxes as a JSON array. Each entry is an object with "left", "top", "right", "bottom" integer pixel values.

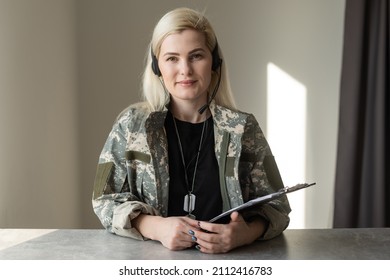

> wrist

[
  {"left": 247, "top": 216, "right": 268, "bottom": 242},
  {"left": 133, "top": 214, "right": 163, "bottom": 240}
]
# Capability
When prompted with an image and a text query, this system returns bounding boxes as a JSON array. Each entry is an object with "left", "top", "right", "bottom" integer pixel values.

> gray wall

[
  {"left": 0, "top": 0, "right": 345, "bottom": 229},
  {"left": 0, "top": 0, "right": 80, "bottom": 228}
]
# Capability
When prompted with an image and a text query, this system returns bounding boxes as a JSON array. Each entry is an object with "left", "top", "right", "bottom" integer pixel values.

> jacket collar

[
  {"left": 209, "top": 101, "right": 246, "bottom": 135},
  {"left": 146, "top": 100, "right": 247, "bottom": 135}
]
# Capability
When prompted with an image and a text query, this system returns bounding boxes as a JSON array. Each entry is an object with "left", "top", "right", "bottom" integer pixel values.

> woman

[{"left": 92, "top": 7, "right": 291, "bottom": 254}]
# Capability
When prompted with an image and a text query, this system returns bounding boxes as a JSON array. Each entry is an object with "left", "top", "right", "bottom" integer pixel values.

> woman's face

[{"left": 158, "top": 29, "right": 213, "bottom": 107}]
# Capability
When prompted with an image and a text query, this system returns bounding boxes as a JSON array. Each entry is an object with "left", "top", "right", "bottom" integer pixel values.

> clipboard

[{"left": 209, "top": 182, "right": 316, "bottom": 223}]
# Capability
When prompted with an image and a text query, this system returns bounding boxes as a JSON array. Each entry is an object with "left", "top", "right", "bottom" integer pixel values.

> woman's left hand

[{"left": 190, "top": 212, "right": 267, "bottom": 254}]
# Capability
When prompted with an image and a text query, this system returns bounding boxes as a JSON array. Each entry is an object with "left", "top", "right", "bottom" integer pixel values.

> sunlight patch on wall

[{"left": 267, "top": 62, "right": 307, "bottom": 229}]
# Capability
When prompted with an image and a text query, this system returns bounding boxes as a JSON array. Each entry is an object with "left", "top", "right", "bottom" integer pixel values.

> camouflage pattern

[{"left": 92, "top": 101, "right": 291, "bottom": 240}]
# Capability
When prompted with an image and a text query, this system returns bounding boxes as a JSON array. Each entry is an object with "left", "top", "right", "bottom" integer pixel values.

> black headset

[{"left": 151, "top": 43, "right": 222, "bottom": 77}]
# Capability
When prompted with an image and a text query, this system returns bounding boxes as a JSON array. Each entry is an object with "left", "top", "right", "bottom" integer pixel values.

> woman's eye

[
  {"left": 166, "top": 56, "right": 178, "bottom": 62},
  {"left": 190, "top": 53, "right": 203, "bottom": 60}
]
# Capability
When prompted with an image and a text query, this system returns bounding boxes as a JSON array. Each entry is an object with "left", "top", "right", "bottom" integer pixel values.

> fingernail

[
  {"left": 191, "top": 235, "right": 197, "bottom": 242},
  {"left": 188, "top": 230, "right": 195, "bottom": 235},
  {"left": 195, "top": 245, "right": 201, "bottom": 250}
]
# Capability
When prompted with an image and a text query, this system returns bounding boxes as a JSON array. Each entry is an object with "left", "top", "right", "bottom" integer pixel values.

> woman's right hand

[{"left": 133, "top": 214, "right": 199, "bottom": 250}]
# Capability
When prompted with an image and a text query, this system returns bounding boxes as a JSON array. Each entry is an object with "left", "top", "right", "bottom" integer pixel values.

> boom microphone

[{"left": 198, "top": 60, "right": 222, "bottom": 114}]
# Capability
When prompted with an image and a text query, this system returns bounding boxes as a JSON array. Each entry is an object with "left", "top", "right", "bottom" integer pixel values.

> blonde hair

[{"left": 142, "top": 7, "right": 237, "bottom": 112}]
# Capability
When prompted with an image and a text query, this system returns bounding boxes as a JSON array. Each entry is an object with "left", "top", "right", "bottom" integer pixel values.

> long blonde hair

[{"left": 142, "top": 7, "right": 237, "bottom": 112}]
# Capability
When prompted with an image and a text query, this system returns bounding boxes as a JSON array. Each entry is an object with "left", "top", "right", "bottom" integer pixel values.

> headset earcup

[
  {"left": 211, "top": 44, "right": 222, "bottom": 71},
  {"left": 151, "top": 48, "right": 162, "bottom": 76}
]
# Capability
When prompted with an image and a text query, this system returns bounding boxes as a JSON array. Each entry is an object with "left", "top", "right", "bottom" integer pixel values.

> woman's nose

[{"left": 179, "top": 59, "right": 193, "bottom": 75}]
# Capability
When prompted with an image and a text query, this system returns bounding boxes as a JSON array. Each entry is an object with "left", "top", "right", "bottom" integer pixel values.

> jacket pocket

[{"left": 125, "top": 151, "right": 151, "bottom": 200}]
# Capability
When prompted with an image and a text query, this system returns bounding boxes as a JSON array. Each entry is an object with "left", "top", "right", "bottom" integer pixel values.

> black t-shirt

[{"left": 165, "top": 111, "right": 222, "bottom": 221}]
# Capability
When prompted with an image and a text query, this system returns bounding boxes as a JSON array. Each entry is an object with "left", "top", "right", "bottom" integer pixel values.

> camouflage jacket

[{"left": 92, "top": 101, "right": 291, "bottom": 240}]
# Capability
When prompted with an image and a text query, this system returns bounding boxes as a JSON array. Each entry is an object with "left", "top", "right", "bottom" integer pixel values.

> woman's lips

[{"left": 177, "top": 80, "right": 197, "bottom": 86}]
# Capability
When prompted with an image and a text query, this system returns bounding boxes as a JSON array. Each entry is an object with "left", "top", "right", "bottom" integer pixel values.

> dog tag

[{"left": 183, "top": 193, "right": 196, "bottom": 213}]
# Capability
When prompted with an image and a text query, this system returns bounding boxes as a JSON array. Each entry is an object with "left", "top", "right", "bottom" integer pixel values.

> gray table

[{"left": 0, "top": 228, "right": 389, "bottom": 260}]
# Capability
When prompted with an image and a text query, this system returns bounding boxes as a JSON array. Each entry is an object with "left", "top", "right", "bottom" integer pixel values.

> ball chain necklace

[{"left": 172, "top": 113, "right": 207, "bottom": 219}]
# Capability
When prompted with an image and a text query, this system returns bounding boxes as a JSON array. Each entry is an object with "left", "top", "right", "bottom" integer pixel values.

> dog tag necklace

[{"left": 172, "top": 115, "right": 206, "bottom": 220}]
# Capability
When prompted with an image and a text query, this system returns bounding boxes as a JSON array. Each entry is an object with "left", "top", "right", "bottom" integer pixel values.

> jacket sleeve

[
  {"left": 92, "top": 113, "right": 160, "bottom": 240},
  {"left": 239, "top": 114, "right": 291, "bottom": 240}
]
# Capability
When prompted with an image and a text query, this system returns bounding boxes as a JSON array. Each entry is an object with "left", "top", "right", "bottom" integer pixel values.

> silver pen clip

[{"left": 282, "top": 182, "right": 316, "bottom": 194}]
